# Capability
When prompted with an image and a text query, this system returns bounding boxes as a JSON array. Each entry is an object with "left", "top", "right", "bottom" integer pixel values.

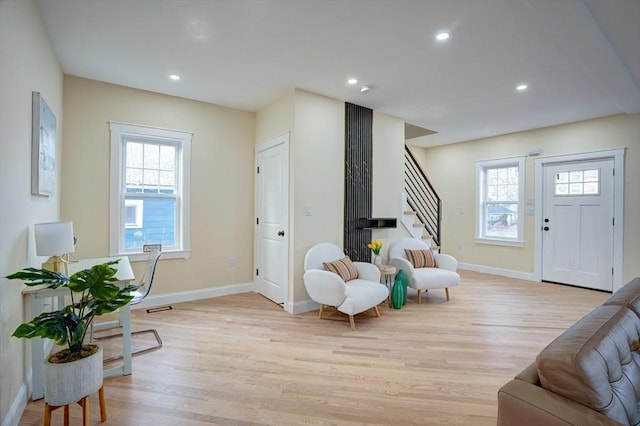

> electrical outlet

[
  {"left": 304, "top": 204, "right": 312, "bottom": 216},
  {"left": 228, "top": 257, "right": 235, "bottom": 266}
]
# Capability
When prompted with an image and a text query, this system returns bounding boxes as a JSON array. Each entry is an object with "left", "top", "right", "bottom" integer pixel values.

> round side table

[{"left": 378, "top": 265, "right": 396, "bottom": 307}]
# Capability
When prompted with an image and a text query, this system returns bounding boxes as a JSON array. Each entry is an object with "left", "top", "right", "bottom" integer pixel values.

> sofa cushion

[
  {"left": 536, "top": 305, "right": 640, "bottom": 425},
  {"left": 604, "top": 277, "right": 640, "bottom": 317},
  {"left": 323, "top": 256, "right": 359, "bottom": 282}
]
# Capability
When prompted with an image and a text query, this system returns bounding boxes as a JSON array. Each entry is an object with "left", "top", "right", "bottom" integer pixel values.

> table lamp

[{"left": 34, "top": 221, "right": 75, "bottom": 275}]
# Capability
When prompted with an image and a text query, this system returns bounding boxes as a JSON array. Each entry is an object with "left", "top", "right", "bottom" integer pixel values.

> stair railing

[{"left": 404, "top": 145, "right": 441, "bottom": 246}]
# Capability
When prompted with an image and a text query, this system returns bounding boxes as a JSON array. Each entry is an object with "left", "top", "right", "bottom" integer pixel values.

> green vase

[
  {"left": 395, "top": 270, "right": 408, "bottom": 306},
  {"left": 392, "top": 280, "right": 403, "bottom": 309}
]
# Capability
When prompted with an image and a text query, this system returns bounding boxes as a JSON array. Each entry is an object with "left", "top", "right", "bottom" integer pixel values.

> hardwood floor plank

[{"left": 18, "top": 270, "right": 610, "bottom": 425}]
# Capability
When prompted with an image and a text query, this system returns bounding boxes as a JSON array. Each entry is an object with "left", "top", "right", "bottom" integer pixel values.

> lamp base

[{"left": 42, "top": 256, "right": 68, "bottom": 275}]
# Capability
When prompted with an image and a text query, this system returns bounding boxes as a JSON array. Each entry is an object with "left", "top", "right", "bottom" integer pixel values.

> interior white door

[
  {"left": 255, "top": 133, "right": 289, "bottom": 305},
  {"left": 541, "top": 159, "right": 614, "bottom": 291}
]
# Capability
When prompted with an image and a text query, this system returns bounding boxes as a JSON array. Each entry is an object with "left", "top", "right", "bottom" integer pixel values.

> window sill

[
  {"left": 474, "top": 238, "right": 524, "bottom": 248},
  {"left": 113, "top": 249, "right": 191, "bottom": 262}
]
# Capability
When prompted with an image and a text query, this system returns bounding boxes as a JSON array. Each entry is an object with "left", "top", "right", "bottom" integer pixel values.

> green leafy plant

[{"left": 5, "top": 260, "right": 137, "bottom": 363}]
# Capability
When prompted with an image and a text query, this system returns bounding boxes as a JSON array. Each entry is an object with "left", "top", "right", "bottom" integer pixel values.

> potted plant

[
  {"left": 5, "top": 260, "right": 137, "bottom": 406},
  {"left": 368, "top": 239, "right": 384, "bottom": 266}
]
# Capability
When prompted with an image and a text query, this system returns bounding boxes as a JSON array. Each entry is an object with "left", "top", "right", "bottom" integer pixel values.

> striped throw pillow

[
  {"left": 405, "top": 249, "right": 436, "bottom": 268},
  {"left": 323, "top": 256, "right": 359, "bottom": 282}
]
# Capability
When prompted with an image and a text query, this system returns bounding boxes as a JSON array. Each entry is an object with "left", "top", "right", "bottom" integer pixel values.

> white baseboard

[
  {"left": 133, "top": 281, "right": 257, "bottom": 310},
  {"left": 287, "top": 298, "right": 319, "bottom": 314},
  {"left": 458, "top": 262, "right": 536, "bottom": 282},
  {"left": 2, "top": 381, "right": 28, "bottom": 426}
]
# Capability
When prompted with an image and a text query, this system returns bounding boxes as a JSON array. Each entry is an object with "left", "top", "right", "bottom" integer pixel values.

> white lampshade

[{"left": 34, "top": 221, "right": 75, "bottom": 256}]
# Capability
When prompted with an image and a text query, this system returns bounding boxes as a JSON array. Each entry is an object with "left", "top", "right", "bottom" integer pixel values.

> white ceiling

[{"left": 37, "top": 0, "right": 640, "bottom": 147}]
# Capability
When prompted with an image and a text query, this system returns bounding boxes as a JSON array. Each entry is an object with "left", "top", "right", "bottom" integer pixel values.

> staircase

[{"left": 401, "top": 145, "right": 441, "bottom": 250}]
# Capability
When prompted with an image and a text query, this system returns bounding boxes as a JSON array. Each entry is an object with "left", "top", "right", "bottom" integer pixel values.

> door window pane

[{"left": 555, "top": 169, "right": 600, "bottom": 196}]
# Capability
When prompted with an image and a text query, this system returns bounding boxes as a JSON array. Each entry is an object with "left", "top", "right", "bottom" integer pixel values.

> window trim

[
  {"left": 475, "top": 156, "right": 525, "bottom": 247},
  {"left": 109, "top": 122, "right": 191, "bottom": 261}
]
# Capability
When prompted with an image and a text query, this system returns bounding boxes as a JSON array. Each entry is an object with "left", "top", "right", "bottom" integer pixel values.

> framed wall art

[{"left": 32, "top": 91, "right": 56, "bottom": 196}]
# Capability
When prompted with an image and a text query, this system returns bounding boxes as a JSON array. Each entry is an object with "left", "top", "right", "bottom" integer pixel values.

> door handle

[
  {"left": 277, "top": 230, "right": 285, "bottom": 237},
  {"left": 543, "top": 226, "right": 550, "bottom": 231}
]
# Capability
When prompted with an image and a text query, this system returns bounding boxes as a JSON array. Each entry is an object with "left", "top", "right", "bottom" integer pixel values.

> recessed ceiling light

[
  {"left": 516, "top": 84, "right": 528, "bottom": 91},
  {"left": 169, "top": 74, "right": 181, "bottom": 81},
  {"left": 348, "top": 78, "right": 358, "bottom": 85},
  {"left": 360, "top": 85, "right": 371, "bottom": 93},
  {"left": 436, "top": 32, "right": 450, "bottom": 41}
]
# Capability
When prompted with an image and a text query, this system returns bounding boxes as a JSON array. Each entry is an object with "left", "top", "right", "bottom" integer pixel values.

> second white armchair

[{"left": 389, "top": 238, "right": 460, "bottom": 304}]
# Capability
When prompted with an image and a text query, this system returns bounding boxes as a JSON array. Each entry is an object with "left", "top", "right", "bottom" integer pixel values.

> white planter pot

[{"left": 44, "top": 346, "right": 103, "bottom": 406}]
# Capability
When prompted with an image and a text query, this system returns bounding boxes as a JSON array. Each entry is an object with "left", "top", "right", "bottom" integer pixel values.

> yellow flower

[{"left": 367, "top": 239, "right": 383, "bottom": 255}]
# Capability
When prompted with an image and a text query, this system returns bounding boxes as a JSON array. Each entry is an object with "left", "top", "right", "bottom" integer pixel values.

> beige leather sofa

[{"left": 497, "top": 278, "right": 640, "bottom": 426}]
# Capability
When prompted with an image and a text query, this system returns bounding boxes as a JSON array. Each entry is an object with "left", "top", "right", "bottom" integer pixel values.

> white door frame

[
  {"left": 254, "top": 131, "right": 290, "bottom": 310},
  {"left": 533, "top": 148, "right": 625, "bottom": 291}
]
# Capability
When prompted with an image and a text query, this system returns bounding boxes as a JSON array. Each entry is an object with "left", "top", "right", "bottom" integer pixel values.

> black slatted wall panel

[{"left": 344, "top": 103, "right": 372, "bottom": 261}]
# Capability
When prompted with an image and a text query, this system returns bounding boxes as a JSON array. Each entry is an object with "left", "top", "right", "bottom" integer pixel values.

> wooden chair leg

[
  {"left": 318, "top": 304, "right": 324, "bottom": 319},
  {"left": 99, "top": 385, "right": 107, "bottom": 421},
  {"left": 417, "top": 290, "right": 422, "bottom": 304},
  {"left": 373, "top": 306, "right": 381, "bottom": 317},
  {"left": 349, "top": 315, "right": 356, "bottom": 330},
  {"left": 445, "top": 288, "right": 450, "bottom": 301},
  {"left": 64, "top": 405, "right": 70, "bottom": 426}
]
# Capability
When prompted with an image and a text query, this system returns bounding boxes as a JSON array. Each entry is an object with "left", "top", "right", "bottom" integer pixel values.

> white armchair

[
  {"left": 388, "top": 238, "right": 460, "bottom": 304},
  {"left": 303, "top": 243, "right": 389, "bottom": 330}
]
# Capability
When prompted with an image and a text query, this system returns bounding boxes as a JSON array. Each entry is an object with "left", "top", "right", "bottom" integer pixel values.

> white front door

[
  {"left": 255, "top": 133, "right": 289, "bottom": 305},
  {"left": 541, "top": 159, "right": 614, "bottom": 291}
]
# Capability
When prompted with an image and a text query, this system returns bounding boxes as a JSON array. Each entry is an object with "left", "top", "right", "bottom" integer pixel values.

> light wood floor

[{"left": 19, "top": 270, "right": 610, "bottom": 425}]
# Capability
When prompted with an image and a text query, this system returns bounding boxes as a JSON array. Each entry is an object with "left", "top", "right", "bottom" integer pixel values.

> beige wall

[
  {"left": 291, "top": 90, "right": 345, "bottom": 303},
  {"left": 372, "top": 111, "right": 412, "bottom": 260},
  {"left": 413, "top": 113, "right": 640, "bottom": 283},
  {"left": 62, "top": 76, "right": 256, "bottom": 295},
  {"left": 255, "top": 89, "right": 295, "bottom": 143},
  {"left": 0, "top": 0, "right": 64, "bottom": 422}
]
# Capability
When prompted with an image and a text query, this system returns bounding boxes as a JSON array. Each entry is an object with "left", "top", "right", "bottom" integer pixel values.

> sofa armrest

[{"left": 498, "top": 378, "right": 624, "bottom": 426}]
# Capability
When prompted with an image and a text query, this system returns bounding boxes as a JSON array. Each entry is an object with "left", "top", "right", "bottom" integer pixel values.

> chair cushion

[
  {"left": 338, "top": 279, "right": 389, "bottom": 315},
  {"left": 405, "top": 249, "right": 436, "bottom": 268},
  {"left": 323, "top": 256, "right": 359, "bottom": 282},
  {"left": 411, "top": 268, "right": 460, "bottom": 290}
]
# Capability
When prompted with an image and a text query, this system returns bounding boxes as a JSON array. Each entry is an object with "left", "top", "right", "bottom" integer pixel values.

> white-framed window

[
  {"left": 475, "top": 156, "right": 525, "bottom": 246},
  {"left": 110, "top": 122, "right": 191, "bottom": 260}
]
